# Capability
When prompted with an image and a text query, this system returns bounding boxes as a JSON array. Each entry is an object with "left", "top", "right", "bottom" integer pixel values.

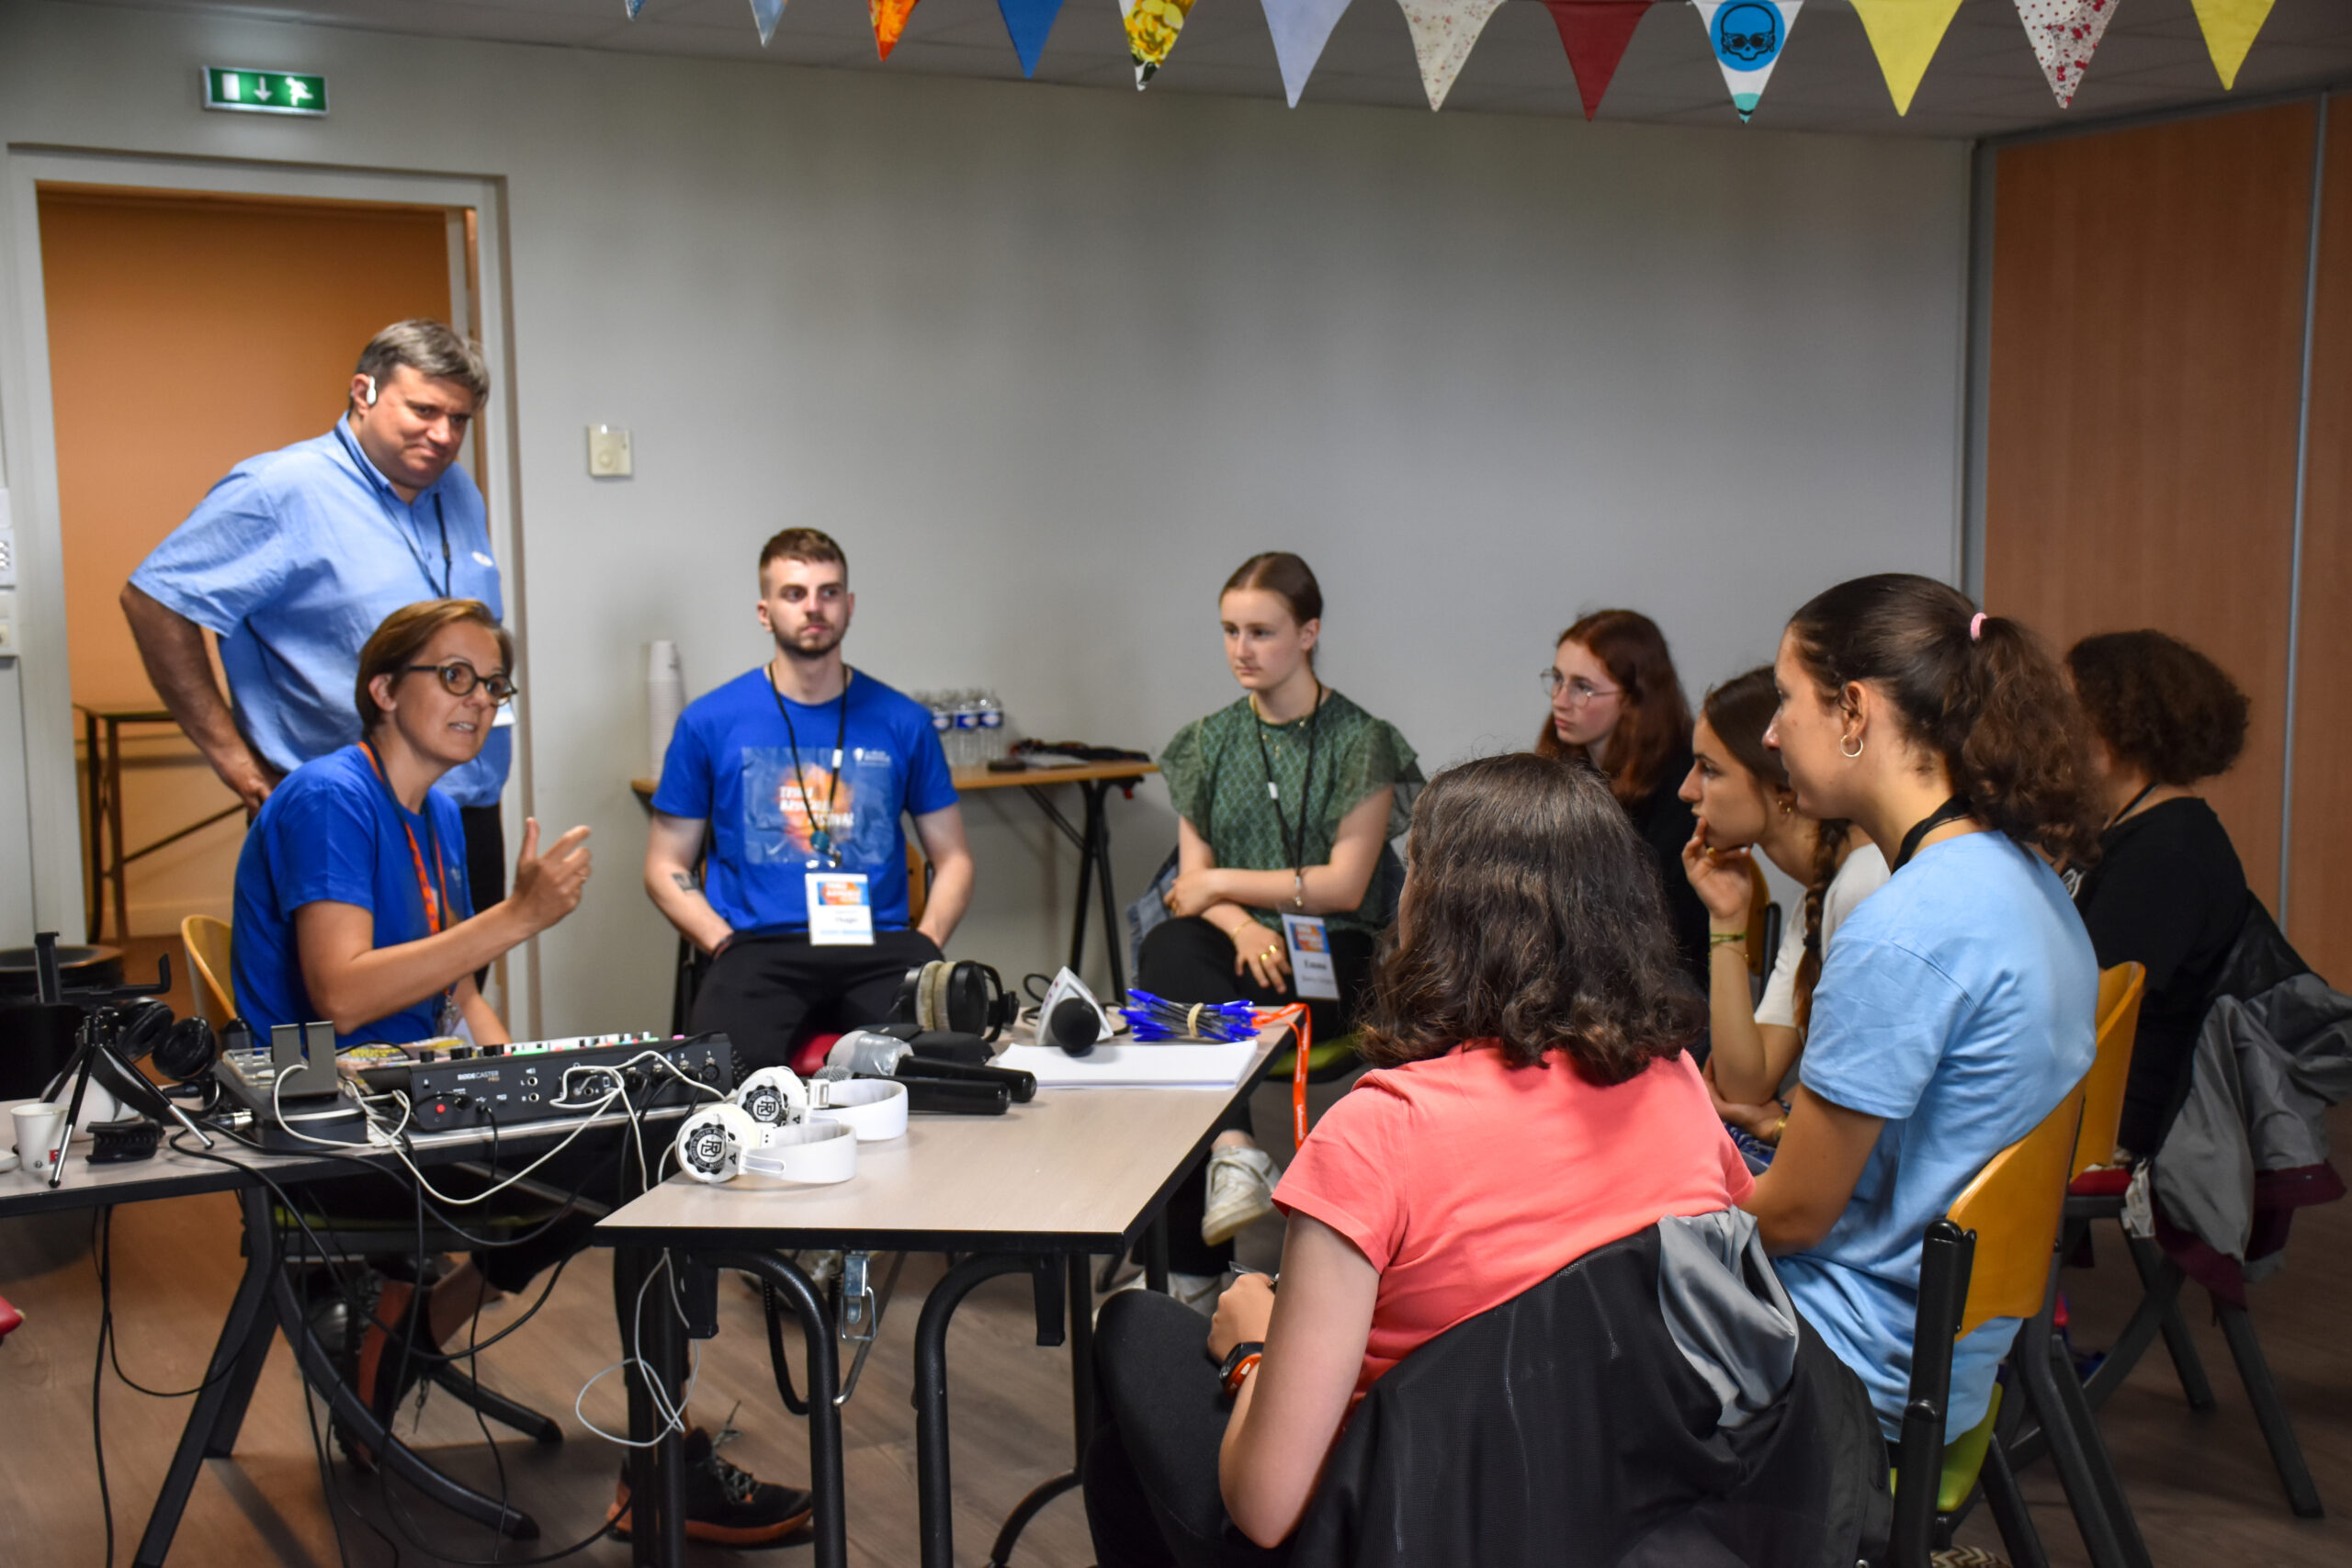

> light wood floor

[{"left": 3, "top": 1083, "right": 2346, "bottom": 1566}]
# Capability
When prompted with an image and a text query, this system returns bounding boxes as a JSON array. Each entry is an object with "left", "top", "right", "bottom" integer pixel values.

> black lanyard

[
  {"left": 1893, "top": 795, "right": 1975, "bottom": 872},
  {"left": 2107, "top": 782, "right": 2157, "bottom": 831},
  {"left": 770, "top": 664, "right": 852, "bottom": 866},
  {"left": 1251, "top": 684, "right": 1325, "bottom": 875}
]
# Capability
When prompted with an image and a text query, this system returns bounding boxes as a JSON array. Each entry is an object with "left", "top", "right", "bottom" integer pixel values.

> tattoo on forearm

[{"left": 671, "top": 872, "right": 699, "bottom": 893}]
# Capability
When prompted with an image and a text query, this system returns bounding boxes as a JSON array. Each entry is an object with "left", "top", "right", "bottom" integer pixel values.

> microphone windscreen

[
  {"left": 828, "top": 1030, "right": 910, "bottom": 1077},
  {"left": 811, "top": 1065, "right": 853, "bottom": 1082},
  {"left": 1046, "top": 998, "right": 1099, "bottom": 1057}
]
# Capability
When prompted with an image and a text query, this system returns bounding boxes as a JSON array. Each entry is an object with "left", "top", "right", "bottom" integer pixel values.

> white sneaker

[
  {"left": 1102, "top": 1269, "right": 1226, "bottom": 1318},
  {"left": 1202, "top": 1145, "right": 1280, "bottom": 1247}
]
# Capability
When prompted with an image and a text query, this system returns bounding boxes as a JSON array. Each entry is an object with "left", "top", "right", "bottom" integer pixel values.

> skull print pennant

[
  {"left": 2015, "top": 0, "right": 2120, "bottom": 107},
  {"left": 1692, "top": 0, "right": 1801, "bottom": 122},
  {"left": 1119, "top": 0, "right": 1198, "bottom": 86},
  {"left": 1397, "top": 0, "right": 1510, "bottom": 111}
]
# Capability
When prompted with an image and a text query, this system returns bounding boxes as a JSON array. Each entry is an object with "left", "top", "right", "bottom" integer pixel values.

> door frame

[{"left": 0, "top": 148, "right": 538, "bottom": 1032}]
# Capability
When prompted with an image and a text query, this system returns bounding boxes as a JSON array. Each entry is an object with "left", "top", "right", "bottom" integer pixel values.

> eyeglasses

[
  {"left": 404, "top": 661, "right": 518, "bottom": 704},
  {"left": 1538, "top": 670, "right": 1623, "bottom": 705}
]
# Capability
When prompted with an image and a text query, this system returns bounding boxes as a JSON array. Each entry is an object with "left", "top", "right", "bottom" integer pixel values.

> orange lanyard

[
  {"left": 358, "top": 740, "right": 452, "bottom": 936},
  {"left": 1252, "top": 1002, "right": 1315, "bottom": 1150}
]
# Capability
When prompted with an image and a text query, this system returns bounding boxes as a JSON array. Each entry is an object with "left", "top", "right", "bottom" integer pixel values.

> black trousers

[
  {"left": 1083, "top": 1287, "right": 1290, "bottom": 1568},
  {"left": 460, "top": 807, "right": 505, "bottom": 990},
  {"left": 1134, "top": 918, "right": 1374, "bottom": 1277},
  {"left": 689, "top": 929, "right": 944, "bottom": 1073}
]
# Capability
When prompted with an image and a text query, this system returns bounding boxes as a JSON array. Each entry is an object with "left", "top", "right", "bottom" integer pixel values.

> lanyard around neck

[
  {"left": 357, "top": 740, "right": 453, "bottom": 936},
  {"left": 1251, "top": 684, "right": 1325, "bottom": 876},
  {"left": 1893, "top": 795, "right": 1975, "bottom": 873},
  {"left": 769, "top": 663, "right": 852, "bottom": 866},
  {"left": 2107, "top": 782, "right": 2158, "bottom": 830},
  {"left": 350, "top": 426, "right": 455, "bottom": 598}
]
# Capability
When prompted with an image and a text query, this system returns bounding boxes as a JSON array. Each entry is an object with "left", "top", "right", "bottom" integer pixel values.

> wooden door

[{"left": 38, "top": 186, "right": 456, "bottom": 932}]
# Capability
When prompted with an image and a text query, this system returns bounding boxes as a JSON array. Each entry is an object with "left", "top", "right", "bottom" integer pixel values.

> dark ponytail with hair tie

[{"left": 1787, "top": 576, "right": 2103, "bottom": 871}]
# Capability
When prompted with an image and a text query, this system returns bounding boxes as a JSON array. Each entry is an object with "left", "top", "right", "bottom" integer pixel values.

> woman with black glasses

[{"left": 1534, "top": 610, "right": 1710, "bottom": 985}]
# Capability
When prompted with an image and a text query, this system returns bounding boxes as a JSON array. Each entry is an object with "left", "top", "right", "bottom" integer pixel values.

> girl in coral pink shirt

[{"left": 1083, "top": 752, "right": 1750, "bottom": 1564}]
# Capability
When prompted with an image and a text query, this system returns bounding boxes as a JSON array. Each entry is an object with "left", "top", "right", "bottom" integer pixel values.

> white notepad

[{"left": 994, "top": 1041, "right": 1260, "bottom": 1089}]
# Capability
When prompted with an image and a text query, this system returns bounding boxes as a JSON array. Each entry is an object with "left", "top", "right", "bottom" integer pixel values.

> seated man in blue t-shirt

[{"left": 644, "top": 527, "right": 975, "bottom": 1071}]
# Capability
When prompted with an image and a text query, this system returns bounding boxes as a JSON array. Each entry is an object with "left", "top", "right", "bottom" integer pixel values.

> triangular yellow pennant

[
  {"left": 2190, "top": 0, "right": 2274, "bottom": 89},
  {"left": 1849, "top": 0, "right": 1962, "bottom": 116}
]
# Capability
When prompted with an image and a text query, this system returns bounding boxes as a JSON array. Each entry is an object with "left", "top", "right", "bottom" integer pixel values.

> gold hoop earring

[{"left": 1840, "top": 735, "right": 1864, "bottom": 760}]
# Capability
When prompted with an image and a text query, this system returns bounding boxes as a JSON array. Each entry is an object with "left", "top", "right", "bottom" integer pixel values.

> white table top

[{"left": 594, "top": 1027, "right": 1284, "bottom": 1253}]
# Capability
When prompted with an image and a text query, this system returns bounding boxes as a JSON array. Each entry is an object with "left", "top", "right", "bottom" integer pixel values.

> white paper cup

[{"left": 12, "top": 1102, "right": 71, "bottom": 1179}]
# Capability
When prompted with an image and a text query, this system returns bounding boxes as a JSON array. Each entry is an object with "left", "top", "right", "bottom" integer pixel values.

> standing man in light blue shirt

[{"left": 122, "top": 320, "right": 515, "bottom": 915}]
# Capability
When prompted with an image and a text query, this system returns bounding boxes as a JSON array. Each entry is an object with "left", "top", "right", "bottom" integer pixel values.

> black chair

[{"left": 1287, "top": 1214, "right": 1885, "bottom": 1568}]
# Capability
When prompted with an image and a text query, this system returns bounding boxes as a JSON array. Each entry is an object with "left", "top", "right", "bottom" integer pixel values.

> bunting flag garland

[
  {"left": 1397, "top": 0, "right": 1510, "bottom": 112},
  {"left": 872, "top": 0, "right": 921, "bottom": 58},
  {"left": 626, "top": 0, "right": 647, "bottom": 17},
  {"left": 1692, "top": 0, "right": 1801, "bottom": 121},
  {"left": 2189, "top": 0, "right": 2273, "bottom": 89},
  {"left": 1119, "top": 0, "right": 1198, "bottom": 86},
  {"left": 750, "top": 0, "right": 786, "bottom": 46},
  {"left": 997, "top": 0, "right": 1067, "bottom": 76},
  {"left": 1539, "top": 2, "right": 1653, "bottom": 121},
  {"left": 1849, "top": 0, "right": 1962, "bottom": 116},
  {"left": 2016, "top": 0, "right": 2120, "bottom": 107},
  {"left": 1262, "top": 0, "right": 1356, "bottom": 107}
]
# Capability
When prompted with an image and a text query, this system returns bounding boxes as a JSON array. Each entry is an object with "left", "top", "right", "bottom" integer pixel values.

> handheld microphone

[
  {"left": 828, "top": 1030, "right": 1031, "bottom": 1111},
  {"left": 1035, "top": 966, "right": 1113, "bottom": 1056}
]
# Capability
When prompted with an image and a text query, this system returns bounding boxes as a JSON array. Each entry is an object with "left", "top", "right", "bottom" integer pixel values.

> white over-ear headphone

[{"left": 671, "top": 1065, "right": 902, "bottom": 1186}]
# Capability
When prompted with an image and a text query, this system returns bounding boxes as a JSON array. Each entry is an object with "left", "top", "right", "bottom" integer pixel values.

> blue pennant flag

[
  {"left": 751, "top": 0, "right": 786, "bottom": 46},
  {"left": 998, "top": 0, "right": 1067, "bottom": 75},
  {"left": 626, "top": 0, "right": 647, "bottom": 17}
]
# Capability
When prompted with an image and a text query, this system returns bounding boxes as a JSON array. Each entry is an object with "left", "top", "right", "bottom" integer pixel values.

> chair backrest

[
  {"left": 906, "top": 839, "right": 929, "bottom": 924},
  {"left": 2074, "top": 963, "right": 2146, "bottom": 1177},
  {"left": 181, "top": 915, "right": 234, "bottom": 1032},
  {"left": 1946, "top": 1079, "right": 2086, "bottom": 1336}
]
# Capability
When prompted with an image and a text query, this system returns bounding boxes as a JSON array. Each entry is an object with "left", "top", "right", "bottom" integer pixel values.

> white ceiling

[{"left": 74, "top": 0, "right": 2352, "bottom": 138}]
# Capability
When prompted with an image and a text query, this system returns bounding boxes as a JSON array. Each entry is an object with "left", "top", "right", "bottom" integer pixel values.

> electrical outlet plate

[
  {"left": 586, "top": 425, "right": 632, "bottom": 479},
  {"left": 0, "top": 486, "right": 16, "bottom": 588}
]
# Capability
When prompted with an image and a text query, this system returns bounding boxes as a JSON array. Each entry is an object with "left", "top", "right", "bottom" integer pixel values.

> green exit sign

[{"left": 202, "top": 67, "right": 328, "bottom": 117}]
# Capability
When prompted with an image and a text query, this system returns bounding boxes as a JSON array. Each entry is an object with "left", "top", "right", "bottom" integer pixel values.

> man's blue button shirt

[{"left": 130, "top": 421, "right": 509, "bottom": 807}]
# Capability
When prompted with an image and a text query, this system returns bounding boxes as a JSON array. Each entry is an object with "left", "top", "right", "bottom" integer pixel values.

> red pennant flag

[{"left": 1541, "top": 1, "right": 1653, "bottom": 120}]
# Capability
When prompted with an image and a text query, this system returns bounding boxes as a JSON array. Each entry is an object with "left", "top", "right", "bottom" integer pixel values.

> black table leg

[
  {"left": 131, "top": 1227, "right": 277, "bottom": 1566},
  {"left": 1083, "top": 780, "right": 1126, "bottom": 998},
  {"left": 916, "top": 1253, "right": 1049, "bottom": 1568},
  {"left": 985, "top": 1253, "right": 1097, "bottom": 1568},
  {"left": 704, "top": 1250, "right": 847, "bottom": 1568}
]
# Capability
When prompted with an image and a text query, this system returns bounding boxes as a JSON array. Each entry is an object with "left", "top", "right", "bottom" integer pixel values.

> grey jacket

[{"left": 2153, "top": 897, "right": 2352, "bottom": 1298}]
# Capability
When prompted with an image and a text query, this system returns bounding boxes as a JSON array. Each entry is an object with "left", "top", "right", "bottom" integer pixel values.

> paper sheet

[{"left": 996, "top": 1041, "right": 1260, "bottom": 1089}]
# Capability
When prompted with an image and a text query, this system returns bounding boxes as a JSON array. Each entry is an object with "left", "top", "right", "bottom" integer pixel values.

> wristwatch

[{"left": 1217, "top": 1340, "right": 1265, "bottom": 1397}]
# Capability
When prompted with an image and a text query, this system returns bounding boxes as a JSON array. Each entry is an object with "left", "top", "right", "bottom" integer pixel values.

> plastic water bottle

[
  {"left": 978, "top": 691, "right": 1005, "bottom": 762},
  {"left": 922, "top": 693, "right": 954, "bottom": 764},
  {"left": 952, "top": 692, "right": 980, "bottom": 768}
]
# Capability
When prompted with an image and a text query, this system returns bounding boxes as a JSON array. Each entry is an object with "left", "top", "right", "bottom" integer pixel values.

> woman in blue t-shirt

[{"left": 1740, "top": 574, "right": 2102, "bottom": 1441}]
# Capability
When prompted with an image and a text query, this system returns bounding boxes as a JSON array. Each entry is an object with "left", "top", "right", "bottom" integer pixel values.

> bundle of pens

[{"left": 1119, "top": 990, "right": 1259, "bottom": 1043}]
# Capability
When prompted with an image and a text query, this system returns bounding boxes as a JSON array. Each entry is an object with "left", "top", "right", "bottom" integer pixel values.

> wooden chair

[
  {"left": 1892, "top": 1077, "right": 2086, "bottom": 1568},
  {"left": 181, "top": 913, "right": 236, "bottom": 1032}
]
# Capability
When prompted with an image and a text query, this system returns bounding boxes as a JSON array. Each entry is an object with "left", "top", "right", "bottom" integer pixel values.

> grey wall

[{"left": 0, "top": 0, "right": 1969, "bottom": 1032}]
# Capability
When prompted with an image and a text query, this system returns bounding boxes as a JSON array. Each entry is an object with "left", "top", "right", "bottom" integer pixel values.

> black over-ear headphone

[{"left": 888, "top": 961, "right": 1015, "bottom": 1042}]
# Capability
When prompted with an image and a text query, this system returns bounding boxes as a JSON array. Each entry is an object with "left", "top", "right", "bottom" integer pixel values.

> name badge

[
  {"left": 1282, "top": 914, "right": 1340, "bottom": 1001},
  {"left": 807, "top": 872, "right": 875, "bottom": 946}
]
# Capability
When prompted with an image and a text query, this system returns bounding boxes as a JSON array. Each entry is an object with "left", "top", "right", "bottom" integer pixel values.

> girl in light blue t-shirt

[{"left": 1740, "top": 574, "right": 2102, "bottom": 1441}]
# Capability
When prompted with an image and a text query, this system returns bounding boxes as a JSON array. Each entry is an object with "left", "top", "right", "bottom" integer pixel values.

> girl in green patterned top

[{"left": 1139, "top": 552, "right": 1420, "bottom": 1292}]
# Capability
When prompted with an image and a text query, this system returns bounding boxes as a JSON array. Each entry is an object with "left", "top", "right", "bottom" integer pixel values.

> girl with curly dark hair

[
  {"left": 1743, "top": 574, "right": 2099, "bottom": 1445},
  {"left": 1083, "top": 753, "right": 1748, "bottom": 1561},
  {"left": 2066, "top": 628, "right": 2253, "bottom": 1157}
]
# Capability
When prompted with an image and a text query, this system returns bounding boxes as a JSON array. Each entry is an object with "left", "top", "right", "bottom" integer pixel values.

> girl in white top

[{"left": 1679, "top": 666, "right": 1887, "bottom": 1150}]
